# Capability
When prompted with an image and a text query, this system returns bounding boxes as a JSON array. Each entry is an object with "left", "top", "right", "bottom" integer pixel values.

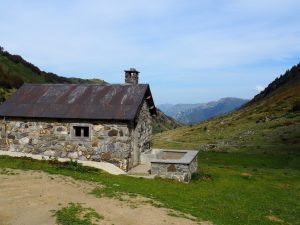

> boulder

[
  {"left": 44, "top": 150, "right": 56, "bottom": 157},
  {"left": 68, "top": 152, "right": 79, "bottom": 159}
]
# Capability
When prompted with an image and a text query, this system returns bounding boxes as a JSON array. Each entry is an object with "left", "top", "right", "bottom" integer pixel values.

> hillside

[
  {"left": 152, "top": 108, "right": 183, "bottom": 134},
  {"left": 0, "top": 46, "right": 106, "bottom": 102},
  {"left": 0, "top": 47, "right": 181, "bottom": 131},
  {"left": 159, "top": 98, "right": 248, "bottom": 124},
  {"left": 0, "top": 46, "right": 106, "bottom": 88},
  {"left": 153, "top": 63, "right": 300, "bottom": 152}
]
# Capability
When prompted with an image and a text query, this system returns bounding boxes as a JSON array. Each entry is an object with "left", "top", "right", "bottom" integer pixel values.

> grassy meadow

[{"left": 1, "top": 151, "right": 300, "bottom": 225}]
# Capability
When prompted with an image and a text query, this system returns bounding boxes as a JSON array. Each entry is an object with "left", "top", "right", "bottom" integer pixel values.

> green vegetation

[
  {"left": 153, "top": 64, "right": 300, "bottom": 150},
  {"left": 0, "top": 167, "right": 19, "bottom": 175},
  {"left": 54, "top": 203, "right": 103, "bottom": 225},
  {"left": 1, "top": 154, "right": 300, "bottom": 225},
  {"left": 0, "top": 47, "right": 105, "bottom": 102},
  {"left": 0, "top": 88, "right": 16, "bottom": 102},
  {"left": 152, "top": 109, "right": 183, "bottom": 134}
]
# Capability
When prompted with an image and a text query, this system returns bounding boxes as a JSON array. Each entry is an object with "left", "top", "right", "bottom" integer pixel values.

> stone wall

[
  {"left": 151, "top": 156, "right": 198, "bottom": 183},
  {"left": 0, "top": 118, "right": 134, "bottom": 171},
  {"left": 0, "top": 100, "right": 153, "bottom": 172},
  {"left": 131, "top": 101, "right": 152, "bottom": 167}
]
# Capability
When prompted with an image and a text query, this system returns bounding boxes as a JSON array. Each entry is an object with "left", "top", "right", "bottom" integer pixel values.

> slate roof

[{"left": 0, "top": 83, "right": 156, "bottom": 120}]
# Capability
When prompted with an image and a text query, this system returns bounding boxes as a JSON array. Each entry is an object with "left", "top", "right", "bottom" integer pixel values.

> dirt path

[{"left": 0, "top": 169, "right": 206, "bottom": 225}]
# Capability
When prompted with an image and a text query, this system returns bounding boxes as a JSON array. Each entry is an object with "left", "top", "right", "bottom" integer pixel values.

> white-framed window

[{"left": 70, "top": 123, "right": 92, "bottom": 139}]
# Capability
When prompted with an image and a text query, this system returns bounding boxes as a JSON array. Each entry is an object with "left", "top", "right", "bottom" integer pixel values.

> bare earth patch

[
  {"left": 266, "top": 215, "right": 285, "bottom": 223},
  {"left": 0, "top": 169, "right": 209, "bottom": 225}
]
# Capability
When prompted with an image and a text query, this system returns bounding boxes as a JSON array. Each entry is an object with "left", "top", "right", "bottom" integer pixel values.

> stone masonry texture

[{"left": 0, "top": 100, "right": 152, "bottom": 172}]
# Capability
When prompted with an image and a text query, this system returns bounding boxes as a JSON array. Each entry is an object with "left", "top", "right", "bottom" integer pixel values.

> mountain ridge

[
  {"left": 154, "top": 63, "right": 300, "bottom": 151},
  {"left": 158, "top": 97, "right": 248, "bottom": 124}
]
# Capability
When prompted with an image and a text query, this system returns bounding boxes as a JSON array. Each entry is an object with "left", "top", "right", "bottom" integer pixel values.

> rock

[
  {"left": 86, "top": 154, "right": 91, "bottom": 159},
  {"left": 56, "top": 126, "right": 64, "bottom": 132},
  {"left": 32, "top": 148, "right": 43, "bottom": 154},
  {"left": 91, "top": 155, "right": 101, "bottom": 161},
  {"left": 167, "top": 164, "right": 177, "bottom": 172},
  {"left": 93, "top": 125, "right": 104, "bottom": 132},
  {"left": 52, "top": 143, "right": 64, "bottom": 150},
  {"left": 39, "top": 129, "right": 47, "bottom": 135},
  {"left": 91, "top": 137, "right": 99, "bottom": 147},
  {"left": 7, "top": 134, "right": 15, "bottom": 140},
  {"left": 78, "top": 150, "right": 82, "bottom": 156},
  {"left": 65, "top": 144, "right": 73, "bottom": 152},
  {"left": 57, "top": 136, "right": 66, "bottom": 141},
  {"left": 183, "top": 173, "right": 190, "bottom": 183},
  {"left": 77, "top": 146, "right": 87, "bottom": 153},
  {"left": 101, "top": 152, "right": 111, "bottom": 161},
  {"left": 68, "top": 152, "right": 78, "bottom": 159},
  {"left": 20, "top": 132, "right": 29, "bottom": 138},
  {"left": 19, "top": 137, "right": 30, "bottom": 145},
  {"left": 79, "top": 156, "right": 87, "bottom": 161},
  {"left": 9, "top": 145, "right": 15, "bottom": 152},
  {"left": 14, "top": 122, "right": 21, "bottom": 128},
  {"left": 31, "top": 139, "right": 39, "bottom": 145},
  {"left": 108, "top": 129, "right": 118, "bottom": 137},
  {"left": 44, "top": 150, "right": 56, "bottom": 157},
  {"left": 116, "top": 136, "right": 129, "bottom": 143},
  {"left": 61, "top": 150, "right": 67, "bottom": 158},
  {"left": 107, "top": 143, "right": 115, "bottom": 152},
  {"left": 55, "top": 126, "right": 67, "bottom": 135},
  {"left": 23, "top": 147, "right": 33, "bottom": 153}
]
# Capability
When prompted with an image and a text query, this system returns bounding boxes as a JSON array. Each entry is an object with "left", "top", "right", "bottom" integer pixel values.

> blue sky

[{"left": 1, "top": 0, "right": 300, "bottom": 104}]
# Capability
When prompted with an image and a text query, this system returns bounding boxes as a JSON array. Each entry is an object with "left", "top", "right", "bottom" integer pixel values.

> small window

[
  {"left": 83, "top": 127, "right": 89, "bottom": 137},
  {"left": 73, "top": 126, "right": 90, "bottom": 138}
]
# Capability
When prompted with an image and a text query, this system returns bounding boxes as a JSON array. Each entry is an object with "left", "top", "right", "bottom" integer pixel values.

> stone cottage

[{"left": 0, "top": 68, "right": 156, "bottom": 171}]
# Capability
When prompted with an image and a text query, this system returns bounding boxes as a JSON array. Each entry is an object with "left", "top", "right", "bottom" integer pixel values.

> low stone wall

[
  {"left": 150, "top": 150, "right": 198, "bottom": 183},
  {"left": 0, "top": 118, "right": 133, "bottom": 171}
]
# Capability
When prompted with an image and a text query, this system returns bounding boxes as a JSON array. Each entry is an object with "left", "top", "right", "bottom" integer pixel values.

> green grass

[
  {"left": 153, "top": 111, "right": 300, "bottom": 151},
  {"left": 1, "top": 153, "right": 300, "bottom": 225},
  {"left": 0, "top": 54, "right": 46, "bottom": 83},
  {"left": 153, "top": 75, "right": 300, "bottom": 151},
  {"left": 53, "top": 203, "right": 103, "bottom": 225}
]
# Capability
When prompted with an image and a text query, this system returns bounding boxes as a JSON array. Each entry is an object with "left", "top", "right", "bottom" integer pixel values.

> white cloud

[{"left": 0, "top": 0, "right": 300, "bottom": 103}]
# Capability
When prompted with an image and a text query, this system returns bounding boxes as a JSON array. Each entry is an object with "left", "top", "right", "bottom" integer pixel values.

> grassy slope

[
  {"left": 0, "top": 54, "right": 46, "bottom": 84},
  {"left": 0, "top": 49, "right": 182, "bottom": 130},
  {"left": 153, "top": 65, "right": 300, "bottom": 151},
  {"left": 1, "top": 154, "right": 299, "bottom": 225},
  {"left": 0, "top": 50, "right": 106, "bottom": 102},
  {"left": 152, "top": 108, "right": 183, "bottom": 134}
]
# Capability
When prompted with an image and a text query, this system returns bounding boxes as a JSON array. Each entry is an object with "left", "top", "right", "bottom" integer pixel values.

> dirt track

[{"left": 0, "top": 169, "right": 207, "bottom": 225}]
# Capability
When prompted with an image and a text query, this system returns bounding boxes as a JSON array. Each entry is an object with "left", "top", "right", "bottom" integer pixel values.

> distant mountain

[
  {"left": 153, "top": 63, "right": 300, "bottom": 150},
  {"left": 152, "top": 108, "right": 183, "bottom": 134},
  {"left": 158, "top": 97, "right": 248, "bottom": 124}
]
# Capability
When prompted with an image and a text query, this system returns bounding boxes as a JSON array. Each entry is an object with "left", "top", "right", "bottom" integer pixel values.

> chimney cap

[{"left": 125, "top": 68, "right": 139, "bottom": 73}]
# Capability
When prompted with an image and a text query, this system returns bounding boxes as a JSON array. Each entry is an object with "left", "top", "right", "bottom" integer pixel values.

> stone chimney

[{"left": 125, "top": 68, "right": 139, "bottom": 84}]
